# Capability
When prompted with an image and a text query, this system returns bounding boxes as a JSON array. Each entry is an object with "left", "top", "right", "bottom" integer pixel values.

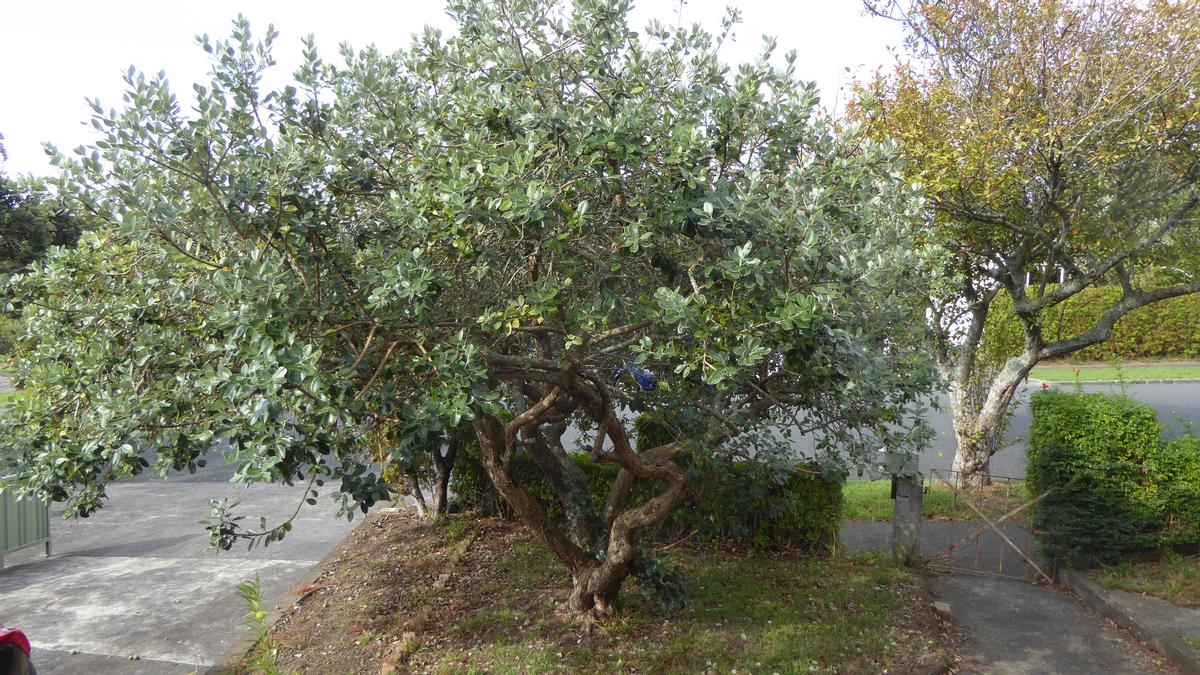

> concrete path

[
  {"left": 1061, "top": 568, "right": 1200, "bottom": 673},
  {"left": 840, "top": 520, "right": 1047, "bottom": 580},
  {"left": 0, "top": 477, "right": 360, "bottom": 673},
  {"left": 930, "top": 575, "right": 1171, "bottom": 674},
  {"left": 841, "top": 522, "right": 1175, "bottom": 674}
]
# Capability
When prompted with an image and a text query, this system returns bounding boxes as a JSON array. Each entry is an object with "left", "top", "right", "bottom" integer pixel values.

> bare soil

[{"left": 227, "top": 510, "right": 959, "bottom": 674}]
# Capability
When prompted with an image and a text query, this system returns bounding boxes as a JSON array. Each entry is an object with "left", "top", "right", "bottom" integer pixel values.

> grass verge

[
  {"left": 1031, "top": 365, "right": 1200, "bottom": 382},
  {"left": 1096, "top": 552, "right": 1200, "bottom": 608},
  {"left": 229, "top": 512, "right": 957, "bottom": 674},
  {"left": 843, "top": 479, "right": 1030, "bottom": 522}
]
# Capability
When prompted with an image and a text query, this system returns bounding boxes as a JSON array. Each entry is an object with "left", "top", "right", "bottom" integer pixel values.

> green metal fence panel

[{"left": 1, "top": 487, "right": 51, "bottom": 569}]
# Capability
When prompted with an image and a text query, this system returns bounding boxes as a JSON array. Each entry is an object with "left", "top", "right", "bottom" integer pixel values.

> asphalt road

[{"left": 560, "top": 381, "right": 1200, "bottom": 480}]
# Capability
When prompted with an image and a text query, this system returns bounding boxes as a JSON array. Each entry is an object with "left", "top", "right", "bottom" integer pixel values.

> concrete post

[
  {"left": 882, "top": 450, "right": 922, "bottom": 565},
  {"left": 891, "top": 474, "right": 922, "bottom": 565}
]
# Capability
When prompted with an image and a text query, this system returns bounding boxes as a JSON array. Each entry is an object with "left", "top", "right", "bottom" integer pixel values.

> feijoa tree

[{"left": 2, "top": 0, "right": 935, "bottom": 618}]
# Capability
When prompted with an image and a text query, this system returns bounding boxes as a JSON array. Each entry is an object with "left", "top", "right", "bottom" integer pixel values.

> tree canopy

[
  {"left": 859, "top": 0, "right": 1200, "bottom": 480},
  {"left": 2, "top": 0, "right": 936, "bottom": 615},
  {"left": 0, "top": 173, "right": 81, "bottom": 277}
]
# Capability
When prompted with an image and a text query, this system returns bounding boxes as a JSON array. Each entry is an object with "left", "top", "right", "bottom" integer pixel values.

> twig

[{"left": 656, "top": 529, "right": 698, "bottom": 552}]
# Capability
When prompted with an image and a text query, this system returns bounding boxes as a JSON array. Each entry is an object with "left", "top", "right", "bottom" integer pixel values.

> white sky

[{"left": 0, "top": 0, "right": 902, "bottom": 178}]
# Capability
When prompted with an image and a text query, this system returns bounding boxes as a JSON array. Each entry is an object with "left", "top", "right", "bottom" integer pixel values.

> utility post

[{"left": 882, "top": 449, "right": 922, "bottom": 566}]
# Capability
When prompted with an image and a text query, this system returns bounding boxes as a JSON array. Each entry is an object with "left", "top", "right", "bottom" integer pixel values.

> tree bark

[
  {"left": 430, "top": 437, "right": 458, "bottom": 517},
  {"left": 407, "top": 469, "right": 430, "bottom": 518},
  {"left": 522, "top": 427, "right": 598, "bottom": 548},
  {"left": 948, "top": 350, "right": 1036, "bottom": 486},
  {"left": 473, "top": 414, "right": 600, "bottom": 601},
  {"left": 473, "top": 401, "right": 690, "bottom": 622}
]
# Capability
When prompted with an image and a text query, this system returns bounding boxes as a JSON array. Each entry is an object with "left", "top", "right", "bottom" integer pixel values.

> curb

[
  {"left": 912, "top": 573, "right": 959, "bottom": 675},
  {"left": 205, "top": 509, "right": 393, "bottom": 674},
  {"left": 1058, "top": 568, "right": 1200, "bottom": 674}
]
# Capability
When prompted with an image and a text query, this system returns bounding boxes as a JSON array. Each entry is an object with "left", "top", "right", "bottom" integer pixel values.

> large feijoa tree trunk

[
  {"left": 1, "top": 0, "right": 936, "bottom": 620},
  {"left": 863, "top": 0, "right": 1200, "bottom": 485}
]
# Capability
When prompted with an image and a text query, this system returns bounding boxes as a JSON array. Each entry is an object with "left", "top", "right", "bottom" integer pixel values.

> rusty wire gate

[{"left": 922, "top": 468, "right": 1053, "bottom": 584}]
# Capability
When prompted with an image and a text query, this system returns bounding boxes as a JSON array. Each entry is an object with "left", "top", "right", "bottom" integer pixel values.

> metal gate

[
  {"left": 1, "top": 486, "right": 51, "bottom": 569},
  {"left": 923, "top": 468, "right": 1052, "bottom": 584}
]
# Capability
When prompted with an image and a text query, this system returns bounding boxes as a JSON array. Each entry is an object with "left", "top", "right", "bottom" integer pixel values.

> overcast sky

[{"left": 0, "top": 1, "right": 903, "bottom": 178}]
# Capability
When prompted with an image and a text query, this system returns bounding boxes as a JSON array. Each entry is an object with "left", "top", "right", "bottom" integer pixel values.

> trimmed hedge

[
  {"left": 1156, "top": 437, "right": 1200, "bottom": 548},
  {"left": 1028, "top": 390, "right": 1161, "bottom": 466},
  {"left": 1028, "top": 391, "right": 1200, "bottom": 567},
  {"left": 450, "top": 438, "right": 844, "bottom": 551},
  {"left": 980, "top": 286, "right": 1200, "bottom": 364}
]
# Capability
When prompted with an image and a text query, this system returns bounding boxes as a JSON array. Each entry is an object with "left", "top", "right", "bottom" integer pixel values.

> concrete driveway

[
  {"left": 841, "top": 522, "right": 1175, "bottom": 673},
  {"left": 0, "top": 471, "right": 362, "bottom": 673}
]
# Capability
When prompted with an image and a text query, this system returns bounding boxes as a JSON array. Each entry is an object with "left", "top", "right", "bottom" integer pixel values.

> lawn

[
  {"left": 1096, "top": 552, "right": 1200, "bottom": 608},
  {"left": 227, "top": 512, "right": 957, "bottom": 674},
  {"left": 842, "top": 478, "right": 1030, "bottom": 522},
  {"left": 1031, "top": 364, "right": 1200, "bottom": 382}
]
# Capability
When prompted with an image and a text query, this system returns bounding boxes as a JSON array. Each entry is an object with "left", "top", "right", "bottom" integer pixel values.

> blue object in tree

[{"left": 612, "top": 362, "right": 657, "bottom": 391}]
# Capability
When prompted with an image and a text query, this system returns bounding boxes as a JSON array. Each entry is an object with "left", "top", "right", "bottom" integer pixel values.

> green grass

[
  {"left": 842, "top": 479, "right": 1030, "bottom": 522},
  {"left": 1031, "top": 364, "right": 1200, "bottom": 382},
  {"left": 0, "top": 390, "right": 24, "bottom": 406},
  {"left": 259, "top": 514, "right": 954, "bottom": 674},
  {"left": 1096, "top": 552, "right": 1200, "bottom": 607},
  {"left": 437, "top": 547, "right": 949, "bottom": 674}
]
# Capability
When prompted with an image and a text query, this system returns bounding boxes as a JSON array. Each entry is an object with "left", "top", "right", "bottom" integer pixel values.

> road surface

[{"left": 917, "top": 381, "right": 1200, "bottom": 479}]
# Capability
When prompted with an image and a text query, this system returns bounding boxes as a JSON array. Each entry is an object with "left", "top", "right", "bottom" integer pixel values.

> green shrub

[
  {"left": 667, "top": 457, "right": 844, "bottom": 550},
  {"left": 633, "top": 409, "right": 687, "bottom": 451},
  {"left": 450, "top": 430, "right": 844, "bottom": 550},
  {"left": 1154, "top": 437, "right": 1200, "bottom": 548},
  {"left": 449, "top": 437, "right": 511, "bottom": 517},
  {"left": 1027, "top": 440, "right": 1159, "bottom": 567},
  {"left": 0, "top": 314, "right": 23, "bottom": 357},
  {"left": 1028, "top": 390, "right": 1200, "bottom": 567},
  {"left": 1028, "top": 390, "right": 1160, "bottom": 467},
  {"left": 634, "top": 409, "right": 843, "bottom": 548},
  {"left": 980, "top": 286, "right": 1200, "bottom": 364}
]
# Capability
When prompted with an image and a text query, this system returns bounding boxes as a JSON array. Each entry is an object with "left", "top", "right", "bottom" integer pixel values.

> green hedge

[
  {"left": 981, "top": 286, "right": 1200, "bottom": 364},
  {"left": 450, "top": 438, "right": 844, "bottom": 551},
  {"left": 1155, "top": 437, "right": 1200, "bottom": 548},
  {"left": 670, "top": 457, "right": 844, "bottom": 550},
  {"left": 1028, "top": 390, "right": 1161, "bottom": 466},
  {"left": 1028, "top": 391, "right": 1200, "bottom": 567}
]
